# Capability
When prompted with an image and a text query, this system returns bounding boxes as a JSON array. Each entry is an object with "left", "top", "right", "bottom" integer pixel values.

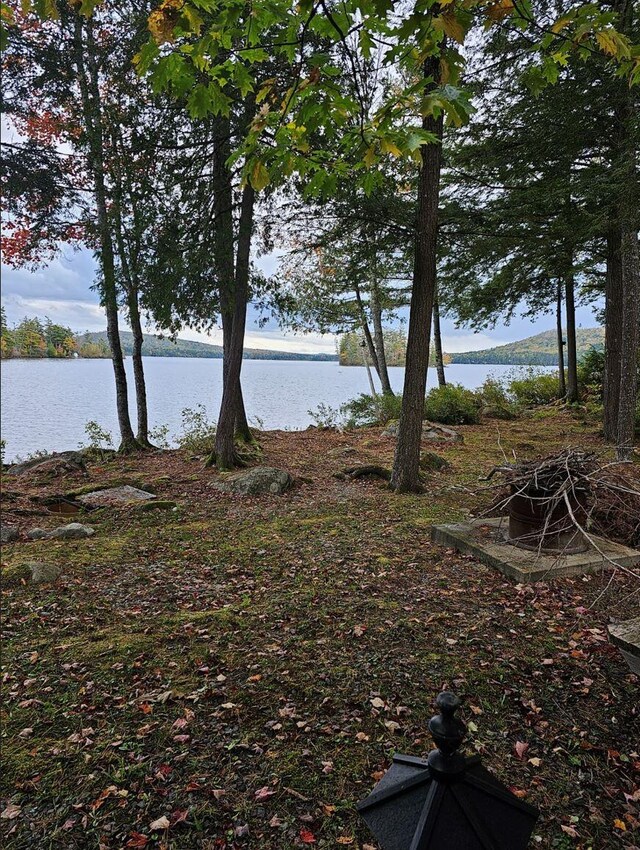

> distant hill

[
  {"left": 448, "top": 327, "right": 604, "bottom": 366},
  {"left": 77, "top": 331, "right": 337, "bottom": 362}
]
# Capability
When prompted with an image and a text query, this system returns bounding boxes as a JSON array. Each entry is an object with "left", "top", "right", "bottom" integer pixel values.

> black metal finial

[
  {"left": 357, "top": 689, "right": 540, "bottom": 850},
  {"left": 427, "top": 691, "right": 467, "bottom": 776}
]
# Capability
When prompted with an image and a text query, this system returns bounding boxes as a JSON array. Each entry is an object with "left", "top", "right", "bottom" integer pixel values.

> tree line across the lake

[
  {"left": 0, "top": 314, "right": 336, "bottom": 362},
  {"left": 2, "top": 1, "right": 638, "bottom": 487},
  {"left": 0, "top": 311, "right": 110, "bottom": 360}
]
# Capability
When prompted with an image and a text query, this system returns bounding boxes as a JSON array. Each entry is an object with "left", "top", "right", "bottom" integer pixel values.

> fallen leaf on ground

[{"left": 1, "top": 804, "right": 21, "bottom": 820}]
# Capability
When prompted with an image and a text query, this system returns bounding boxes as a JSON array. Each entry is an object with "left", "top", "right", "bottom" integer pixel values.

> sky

[{"left": 1, "top": 247, "right": 602, "bottom": 354}]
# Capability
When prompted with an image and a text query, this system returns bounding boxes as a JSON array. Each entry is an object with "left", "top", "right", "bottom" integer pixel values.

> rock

[
  {"left": 7, "top": 451, "right": 87, "bottom": 477},
  {"left": 77, "top": 485, "right": 156, "bottom": 508},
  {"left": 608, "top": 617, "right": 640, "bottom": 675},
  {"left": 27, "top": 562, "right": 62, "bottom": 583},
  {"left": 421, "top": 422, "right": 464, "bottom": 443},
  {"left": 211, "top": 466, "right": 293, "bottom": 496},
  {"left": 132, "top": 500, "right": 177, "bottom": 513},
  {"left": 419, "top": 451, "right": 451, "bottom": 472},
  {"left": 50, "top": 523, "right": 95, "bottom": 540},
  {"left": 382, "top": 420, "right": 464, "bottom": 443},
  {"left": 1, "top": 524, "right": 19, "bottom": 544},
  {"left": 27, "top": 523, "right": 95, "bottom": 541},
  {"left": 482, "top": 405, "right": 517, "bottom": 421},
  {"left": 27, "top": 529, "right": 50, "bottom": 541},
  {"left": 328, "top": 446, "right": 358, "bottom": 458}
]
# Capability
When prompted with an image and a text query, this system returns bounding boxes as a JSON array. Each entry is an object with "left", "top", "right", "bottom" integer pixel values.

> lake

[{"left": 0, "top": 357, "right": 542, "bottom": 461}]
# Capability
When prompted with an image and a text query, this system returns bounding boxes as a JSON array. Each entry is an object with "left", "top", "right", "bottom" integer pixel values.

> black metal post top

[
  {"left": 427, "top": 691, "right": 467, "bottom": 777},
  {"left": 357, "top": 689, "right": 540, "bottom": 850}
]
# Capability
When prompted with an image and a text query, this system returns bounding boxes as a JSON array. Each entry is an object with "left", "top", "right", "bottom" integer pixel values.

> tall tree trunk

[
  {"left": 609, "top": 0, "right": 638, "bottom": 454},
  {"left": 616, "top": 226, "right": 640, "bottom": 460},
  {"left": 354, "top": 283, "right": 380, "bottom": 389},
  {"left": 220, "top": 311, "right": 252, "bottom": 443},
  {"left": 73, "top": 16, "right": 138, "bottom": 452},
  {"left": 370, "top": 283, "right": 394, "bottom": 395},
  {"left": 127, "top": 290, "right": 153, "bottom": 447},
  {"left": 564, "top": 271, "right": 578, "bottom": 403},
  {"left": 432, "top": 290, "right": 446, "bottom": 388},
  {"left": 361, "top": 327, "right": 377, "bottom": 396},
  {"left": 556, "top": 283, "right": 566, "bottom": 399},
  {"left": 214, "top": 184, "right": 255, "bottom": 469},
  {"left": 391, "top": 56, "right": 443, "bottom": 492},
  {"left": 232, "top": 180, "right": 255, "bottom": 444},
  {"left": 604, "top": 225, "right": 624, "bottom": 440},
  {"left": 111, "top": 180, "right": 152, "bottom": 448}
]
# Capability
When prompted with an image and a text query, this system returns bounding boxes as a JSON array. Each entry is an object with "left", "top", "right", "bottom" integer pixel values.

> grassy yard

[{"left": 1, "top": 409, "right": 638, "bottom": 849}]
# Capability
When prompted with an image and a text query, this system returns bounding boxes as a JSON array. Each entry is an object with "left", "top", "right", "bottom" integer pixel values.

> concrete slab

[
  {"left": 431, "top": 518, "right": 640, "bottom": 583},
  {"left": 608, "top": 617, "right": 640, "bottom": 675}
]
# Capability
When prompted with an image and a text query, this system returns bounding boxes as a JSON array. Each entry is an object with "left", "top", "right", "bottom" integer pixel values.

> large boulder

[
  {"left": 6, "top": 451, "right": 87, "bottom": 477},
  {"left": 27, "top": 523, "right": 95, "bottom": 541},
  {"left": 77, "top": 485, "right": 155, "bottom": 508},
  {"left": 211, "top": 466, "right": 293, "bottom": 496},
  {"left": 382, "top": 420, "right": 464, "bottom": 443},
  {"left": 1, "top": 524, "right": 19, "bottom": 544}
]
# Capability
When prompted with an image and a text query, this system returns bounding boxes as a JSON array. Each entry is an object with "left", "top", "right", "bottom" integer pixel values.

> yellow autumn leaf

[
  {"left": 551, "top": 15, "right": 572, "bottom": 33},
  {"left": 380, "top": 139, "right": 402, "bottom": 158},
  {"left": 485, "top": 0, "right": 514, "bottom": 23},
  {"left": 613, "top": 819, "right": 626, "bottom": 831},
  {"left": 363, "top": 146, "right": 377, "bottom": 167},
  {"left": 596, "top": 30, "right": 618, "bottom": 56},
  {"left": 440, "top": 56, "right": 451, "bottom": 84},
  {"left": 436, "top": 10, "right": 466, "bottom": 44},
  {"left": 249, "top": 160, "right": 270, "bottom": 191}
]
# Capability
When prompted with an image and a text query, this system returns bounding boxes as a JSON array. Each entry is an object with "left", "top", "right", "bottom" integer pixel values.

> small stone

[
  {"left": 27, "top": 562, "right": 63, "bottom": 583},
  {"left": 27, "top": 524, "right": 95, "bottom": 541},
  {"left": 328, "top": 446, "right": 358, "bottom": 458},
  {"left": 1, "top": 524, "right": 19, "bottom": 544}
]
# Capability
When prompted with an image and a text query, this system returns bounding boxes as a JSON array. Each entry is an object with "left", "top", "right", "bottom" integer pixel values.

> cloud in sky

[{"left": 1, "top": 247, "right": 602, "bottom": 354}]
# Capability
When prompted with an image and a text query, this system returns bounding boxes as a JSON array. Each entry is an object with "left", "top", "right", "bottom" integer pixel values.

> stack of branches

[
  {"left": 590, "top": 462, "right": 640, "bottom": 548},
  {"left": 484, "top": 448, "right": 640, "bottom": 550}
]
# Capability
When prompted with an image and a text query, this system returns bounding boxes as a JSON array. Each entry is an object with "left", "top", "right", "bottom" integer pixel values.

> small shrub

[
  {"left": 308, "top": 403, "right": 343, "bottom": 429},
  {"left": 81, "top": 420, "right": 114, "bottom": 453},
  {"left": 507, "top": 369, "right": 560, "bottom": 406},
  {"left": 424, "top": 383, "right": 480, "bottom": 425},
  {"left": 577, "top": 348, "right": 605, "bottom": 400},
  {"left": 477, "top": 377, "right": 519, "bottom": 420},
  {"left": 341, "top": 392, "right": 403, "bottom": 427},
  {"left": 176, "top": 405, "right": 216, "bottom": 454},
  {"left": 149, "top": 424, "right": 171, "bottom": 449}
]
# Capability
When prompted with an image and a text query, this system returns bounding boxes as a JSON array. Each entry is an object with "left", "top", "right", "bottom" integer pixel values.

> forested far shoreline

[{"left": 0, "top": 314, "right": 337, "bottom": 362}]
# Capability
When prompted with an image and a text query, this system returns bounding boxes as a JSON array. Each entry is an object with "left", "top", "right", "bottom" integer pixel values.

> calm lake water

[{"left": 1, "top": 357, "right": 543, "bottom": 461}]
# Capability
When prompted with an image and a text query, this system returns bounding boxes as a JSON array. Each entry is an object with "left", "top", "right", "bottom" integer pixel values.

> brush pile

[
  {"left": 590, "top": 462, "right": 640, "bottom": 548},
  {"left": 484, "top": 448, "right": 640, "bottom": 550}
]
